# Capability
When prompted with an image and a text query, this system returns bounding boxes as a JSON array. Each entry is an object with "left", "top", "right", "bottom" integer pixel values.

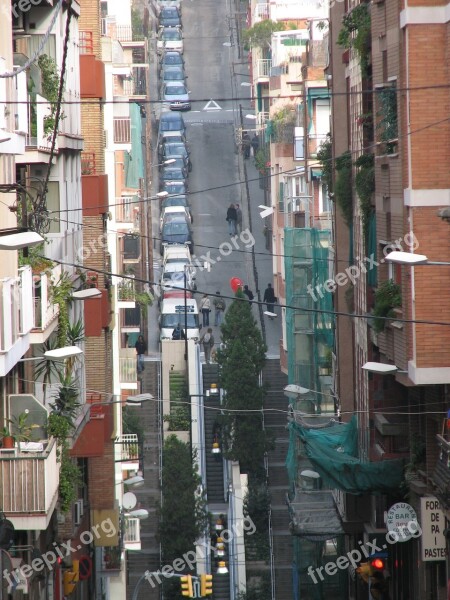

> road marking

[
  {"left": 258, "top": 204, "right": 274, "bottom": 219},
  {"left": 198, "top": 213, "right": 212, "bottom": 216},
  {"left": 203, "top": 99, "right": 222, "bottom": 111},
  {"left": 216, "top": 256, "right": 221, "bottom": 262},
  {"left": 191, "top": 110, "right": 201, "bottom": 113}
]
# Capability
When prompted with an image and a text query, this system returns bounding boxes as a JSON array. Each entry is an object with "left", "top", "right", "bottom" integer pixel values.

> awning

[{"left": 288, "top": 490, "right": 344, "bottom": 540}]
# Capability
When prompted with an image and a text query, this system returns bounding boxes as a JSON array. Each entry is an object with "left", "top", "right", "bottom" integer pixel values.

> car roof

[
  {"left": 164, "top": 81, "right": 186, "bottom": 89},
  {"left": 161, "top": 298, "right": 198, "bottom": 309},
  {"left": 162, "top": 206, "right": 187, "bottom": 214},
  {"left": 163, "top": 261, "right": 188, "bottom": 272}
]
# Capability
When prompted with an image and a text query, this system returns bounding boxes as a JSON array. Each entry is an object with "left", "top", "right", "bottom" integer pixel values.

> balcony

[
  {"left": 119, "top": 349, "right": 138, "bottom": 389},
  {"left": 117, "top": 278, "right": 137, "bottom": 308},
  {"left": 115, "top": 434, "right": 140, "bottom": 471},
  {"left": 256, "top": 58, "right": 272, "bottom": 81},
  {"left": 81, "top": 153, "right": 108, "bottom": 216},
  {"left": 116, "top": 195, "right": 140, "bottom": 229},
  {"left": 0, "top": 266, "right": 34, "bottom": 376},
  {"left": 124, "top": 517, "right": 141, "bottom": 551},
  {"left": 254, "top": 3, "right": 269, "bottom": 22},
  {"left": 70, "top": 394, "right": 114, "bottom": 458},
  {"left": 121, "top": 234, "right": 141, "bottom": 263},
  {"left": 80, "top": 54, "right": 106, "bottom": 98},
  {"left": 120, "top": 65, "right": 148, "bottom": 100},
  {"left": 31, "top": 267, "right": 60, "bottom": 345},
  {"left": 0, "top": 438, "right": 60, "bottom": 530}
]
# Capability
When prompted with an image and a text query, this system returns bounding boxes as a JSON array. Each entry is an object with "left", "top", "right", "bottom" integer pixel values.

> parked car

[
  {"left": 163, "top": 243, "right": 192, "bottom": 267},
  {"left": 162, "top": 82, "right": 191, "bottom": 111},
  {"left": 158, "top": 6, "right": 181, "bottom": 28},
  {"left": 157, "top": 27, "right": 183, "bottom": 54},
  {"left": 160, "top": 65, "right": 186, "bottom": 89},
  {"left": 159, "top": 51, "right": 184, "bottom": 72},
  {"left": 161, "top": 153, "right": 190, "bottom": 175},
  {"left": 160, "top": 163, "right": 188, "bottom": 188},
  {"left": 160, "top": 216, "right": 193, "bottom": 254},
  {"left": 157, "top": 0, "right": 181, "bottom": 14},
  {"left": 160, "top": 205, "right": 192, "bottom": 230},
  {"left": 159, "top": 141, "right": 192, "bottom": 171},
  {"left": 160, "top": 262, "right": 196, "bottom": 293},
  {"left": 158, "top": 111, "right": 186, "bottom": 136},
  {"left": 162, "top": 181, "right": 187, "bottom": 199},
  {"left": 161, "top": 196, "right": 191, "bottom": 219}
]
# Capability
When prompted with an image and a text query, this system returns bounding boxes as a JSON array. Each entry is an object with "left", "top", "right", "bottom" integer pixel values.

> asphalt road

[{"left": 147, "top": 0, "right": 281, "bottom": 356}]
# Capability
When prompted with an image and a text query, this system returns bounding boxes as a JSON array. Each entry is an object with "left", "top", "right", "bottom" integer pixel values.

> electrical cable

[
  {"left": 0, "top": 0, "right": 65, "bottom": 78},
  {"left": 35, "top": 254, "right": 450, "bottom": 328}
]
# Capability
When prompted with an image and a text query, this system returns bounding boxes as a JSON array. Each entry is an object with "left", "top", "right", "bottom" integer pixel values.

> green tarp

[{"left": 287, "top": 416, "right": 404, "bottom": 494}]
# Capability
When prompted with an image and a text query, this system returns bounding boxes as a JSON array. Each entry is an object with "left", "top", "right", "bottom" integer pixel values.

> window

[
  {"left": 377, "top": 84, "right": 398, "bottom": 154},
  {"left": 294, "top": 126, "right": 304, "bottom": 159},
  {"left": 278, "top": 181, "right": 284, "bottom": 213}
]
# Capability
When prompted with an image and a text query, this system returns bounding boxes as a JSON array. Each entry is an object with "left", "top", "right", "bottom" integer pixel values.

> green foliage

[
  {"left": 19, "top": 244, "right": 53, "bottom": 271},
  {"left": 50, "top": 272, "right": 74, "bottom": 348},
  {"left": 237, "top": 577, "right": 272, "bottom": 600},
  {"left": 49, "top": 372, "right": 81, "bottom": 427},
  {"left": 377, "top": 88, "right": 398, "bottom": 150},
  {"left": 337, "top": 3, "right": 371, "bottom": 77},
  {"left": 372, "top": 280, "right": 402, "bottom": 332},
  {"left": 135, "top": 290, "right": 154, "bottom": 317},
  {"left": 165, "top": 373, "right": 190, "bottom": 431},
  {"left": 37, "top": 54, "right": 64, "bottom": 135},
  {"left": 354, "top": 153, "right": 375, "bottom": 238},
  {"left": 217, "top": 290, "right": 272, "bottom": 478},
  {"left": 33, "top": 337, "right": 65, "bottom": 402},
  {"left": 163, "top": 406, "right": 190, "bottom": 431},
  {"left": 244, "top": 483, "right": 270, "bottom": 531},
  {"left": 131, "top": 7, "right": 144, "bottom": 41},
  {"left": 316, "top": 134, "right": 333, "bottom": 192},
  {"left": 271, "top": 104, "right": 297, "bottom": 143},
  {"left": 242, "top": 19, "right": 286, "bottom": 51},
  {"left": 48, "top": 412, "right": 72, "bottom": 448},
  {"left": 58, "top": 453, "right": 82, "bottom": 513},
  {"left": 122, "top": 406, "right": 145, "bottom": 441},
  {"left": 254, "top": 147, "right": 270, "bottom": 175},
  {"left": 159, "top": 436, "right": 208, "bottom": 563},
  {"left": 334, "top": 151, "right": 353, "bottom": 227},
  {"left": 8, "top": 412, "right": 39, "bottom": 444}
]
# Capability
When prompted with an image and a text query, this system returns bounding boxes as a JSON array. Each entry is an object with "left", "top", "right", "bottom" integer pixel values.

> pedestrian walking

[
  {"left": 243, "top": 284, "right": 254, "bottom": 304},
  {"left": 242, "top": 131, "right": 251, "bottom": 159},
  {"left": 263, "top": 283, "right": 276, "bottom": 317},
  {"left": 226, "top": 203, "right": 237, "bottom": 236},
  {"left": 251, "top": 134, "right": 259, "bottom": 157},
  {"left": 200, "top": 328, "right": 215, "bottom": 364},
  {"left": 213, "top": 291, "right": 226, "bottom": 326},
  {"left": 172, "top": 323, "right": 186, "bottom": 340},
  {"left": 235, "top": 203, "right": 243, "bottom": 235},
  {"left": 199, "top": 294, "right": 211, "bottom": 327},
  {"left": 134, "top": 335, "right": 147, "bottom": 373}
]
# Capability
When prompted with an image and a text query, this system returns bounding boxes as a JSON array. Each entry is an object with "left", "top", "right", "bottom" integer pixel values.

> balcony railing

[
  {"left": 119, "top": 349, "right": 138, "bottom": 384},
  {"left": 124, "top": 517, "right": 141, "bottom": 550},
  {"left": 32, "top": 266, "right": 60, "bottom": 334},
  {"left": 121, "top": 65, "right": 148, "bottom": 98},
  {"left": 0, "top": 439, "right": 60, "bottom": 515},
  {"left": 254, "top": 3, "right": 269, "bottom": 22},
  {"left": 256, "top": 59, "right": 272, "bottom": 80},
  {"left": 115, "top": 25, "right": 145, "bottom": 43},
  {"left": 118, "top": 279, "right": 136, "bottom": 302},
  {"left": 0, "top": 267, "right": 33, "bottom": 352},
  {"left": 113, "top": 118, "right": 131, "bottom": 144},
  {"left": 115, "top": 434, "right": 140, "bottom": 466},
  {"left": 81, "top": 152, "right": 97, "bottom": 175},
  {"left": 115, "top": 195, "right": 140, "bottom": 226}
]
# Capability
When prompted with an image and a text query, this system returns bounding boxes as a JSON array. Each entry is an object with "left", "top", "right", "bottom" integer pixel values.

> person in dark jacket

[
  {"left": 135, "top": 335, "right": 147, "bottom": 372},
  {"left": 172, "top": 323, "right": 186, "bottom": 340},
  {"left": 226, "top": 204, "right": 237, "bottom": 236},
  {"left": 263, "top": 283, "right": 276, "bottom": 317},
  {"left": 242, "top": 132, "right": 251, "bottom": 158},
  {"left": 243, "top": 285, "right": 254, "bottom": 304},
  {"left": 251, "top": 134, "right": 259, "bottom": 157}
]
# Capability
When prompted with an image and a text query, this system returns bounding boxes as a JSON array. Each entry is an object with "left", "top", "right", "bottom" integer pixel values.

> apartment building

[{"left": 327, "top": 0, "right": 450, "bottom": 598}]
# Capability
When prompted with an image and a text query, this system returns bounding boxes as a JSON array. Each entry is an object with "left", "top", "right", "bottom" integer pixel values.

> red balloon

[{"left": 230, "top": 277, "right": 244, "bottom": 293}]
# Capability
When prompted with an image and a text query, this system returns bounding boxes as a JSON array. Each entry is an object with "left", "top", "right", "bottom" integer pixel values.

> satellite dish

[{"left": 122, "top": 492, "right": 137, "bottom": 510}]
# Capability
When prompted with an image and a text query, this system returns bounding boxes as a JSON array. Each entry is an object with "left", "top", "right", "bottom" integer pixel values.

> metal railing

[
  {"left": 116, "top": 433, "right": 140, "bottom": 462},
  {"left": 115, "top": 195, "right": 139, "bottom": 225},
  {"left": 124, "top": 517, "right": 141, "bottom": 547},
  {"left": 256, "top": 58, "right": 272, "bottom": 79},
  {"left": 254, "top": 3, "right": 269, "bottom": 22},
  {"left": 119, "top": 356, "right": 137, "bottom": 384}
]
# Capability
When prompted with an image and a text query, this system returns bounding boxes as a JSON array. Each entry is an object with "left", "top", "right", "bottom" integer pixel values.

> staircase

[
  {"left": 202, "top": 364, "right": 230, "bottom": 600},
  {"left": 263, "top": 359, "right": 293, "bottom": 600}
]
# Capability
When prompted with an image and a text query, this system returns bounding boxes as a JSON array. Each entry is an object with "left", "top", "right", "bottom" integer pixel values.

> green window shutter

[{"left": 278, "top": 182, "right": 285, "bottom": 213}]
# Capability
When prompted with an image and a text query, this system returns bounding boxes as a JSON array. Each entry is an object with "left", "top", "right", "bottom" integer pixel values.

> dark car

[
  {"left": 162, "top": 181, "right": 187, "bottom": 198},
  {"left": 159, "top": 51, "right": 184, "bottom": 72},
  {"left": 159, "top": 141, "right": 192, "bottom": 171},
  {"left": 160, "top": 216, "right": 194, "bottom": 254},
  {"left": 160, "top": 65, "right": 186, "bottom": 86},
  {"left": 158, "top": 111, "right": 186, "bottom": 136},
  {"left": 160, "top": 156, "right": 188, "bottom": 175},
  {"left": 159, "top": 166, "right": 188, "bottom": 188},
  {"left": 159, "top": 7, "right": 182, "bottom": 28}
]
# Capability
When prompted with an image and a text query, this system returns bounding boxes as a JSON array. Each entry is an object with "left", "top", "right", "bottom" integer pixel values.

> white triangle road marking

[{"left": 203, "top": 99, "right": 222, "bottom": 111}]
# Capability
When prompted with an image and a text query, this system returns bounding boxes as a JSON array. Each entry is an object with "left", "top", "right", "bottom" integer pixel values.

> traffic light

[
  {"left": 180, "top": 575, "right": 194, "bottom": 598},
  {"left": 200, "top": 573, "right": 213, "bottom": 596},
  {"left": 369, "top": 557, "right": 389, "bottom": 600},
  {"left": 63, "top": 560, "right": 80, "bottom": 596},
  {"left": 357, "top": 557, "right": 389, "bottom": 600}
]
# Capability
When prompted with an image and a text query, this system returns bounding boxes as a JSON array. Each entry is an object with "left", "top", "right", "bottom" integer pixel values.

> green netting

[
  {"left": 288, "top": 416, "right": 405, "bottom": 494},
  {"left": 284, "top": 228, "right": 334, "bottom": 414},
  {"left": 125, "top": 103, "right": 144, "bottom": 189}
]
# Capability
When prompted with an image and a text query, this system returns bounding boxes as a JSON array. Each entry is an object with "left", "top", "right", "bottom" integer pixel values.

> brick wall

[{"left": 89, "top": 440, "right": 115, "bottom": 509}]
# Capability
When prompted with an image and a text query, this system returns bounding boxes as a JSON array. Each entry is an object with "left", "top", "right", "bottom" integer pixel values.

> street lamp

[
  {"left": 0, "top": 230, "right": 44, "bottom": 250},
  {"left": 385, "top": 251, "right": 450, "bottom": 266},
  {"left": 72, "top": 288, "right": 102, "bottom": 300},
  {"left": 18, "top": 346, "right": 84, "bottom": 362},
  {"left": 361, "top": 362, "right": 399, "bottom": 374}
]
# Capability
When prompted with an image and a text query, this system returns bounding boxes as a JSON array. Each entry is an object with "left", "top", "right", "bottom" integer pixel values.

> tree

[
  {"left": 159, "top": 436, "right": 208, "bottom": 563},
  {"left": 217, "top": 290, "right": 272, "bottom": 477},
  {"left": 242, "top": 20, "right": 286, "bottom": 53}
]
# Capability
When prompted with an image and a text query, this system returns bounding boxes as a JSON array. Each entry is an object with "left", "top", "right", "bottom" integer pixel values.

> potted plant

[
  {"left": 8, "top": 410, "right": 40, "bottom": 451},
  {"left": 0, "top": 426, "right": 15, "bottom": 449}
]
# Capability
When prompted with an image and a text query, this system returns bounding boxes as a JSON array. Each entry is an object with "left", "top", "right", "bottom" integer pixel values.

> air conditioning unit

[{"left": 74, "top": 499, "right": 84, "bottom": 525}]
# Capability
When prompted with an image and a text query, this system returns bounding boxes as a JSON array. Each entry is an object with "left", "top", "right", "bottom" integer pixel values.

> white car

[
  {"left": 160, "top": 262, "right": 197, "bottom": 294},
  {"left": 157, "top": 27, "right": 184, "bottom": 54},
  {"left": 162, "top": 82, "right": 191, "bottom": 111},
  {"left": 163, "top": 244, "right": 192, "bottom": 268},
  {"left": 160, "top": 205, "right": 192, "bottom": 231}
]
